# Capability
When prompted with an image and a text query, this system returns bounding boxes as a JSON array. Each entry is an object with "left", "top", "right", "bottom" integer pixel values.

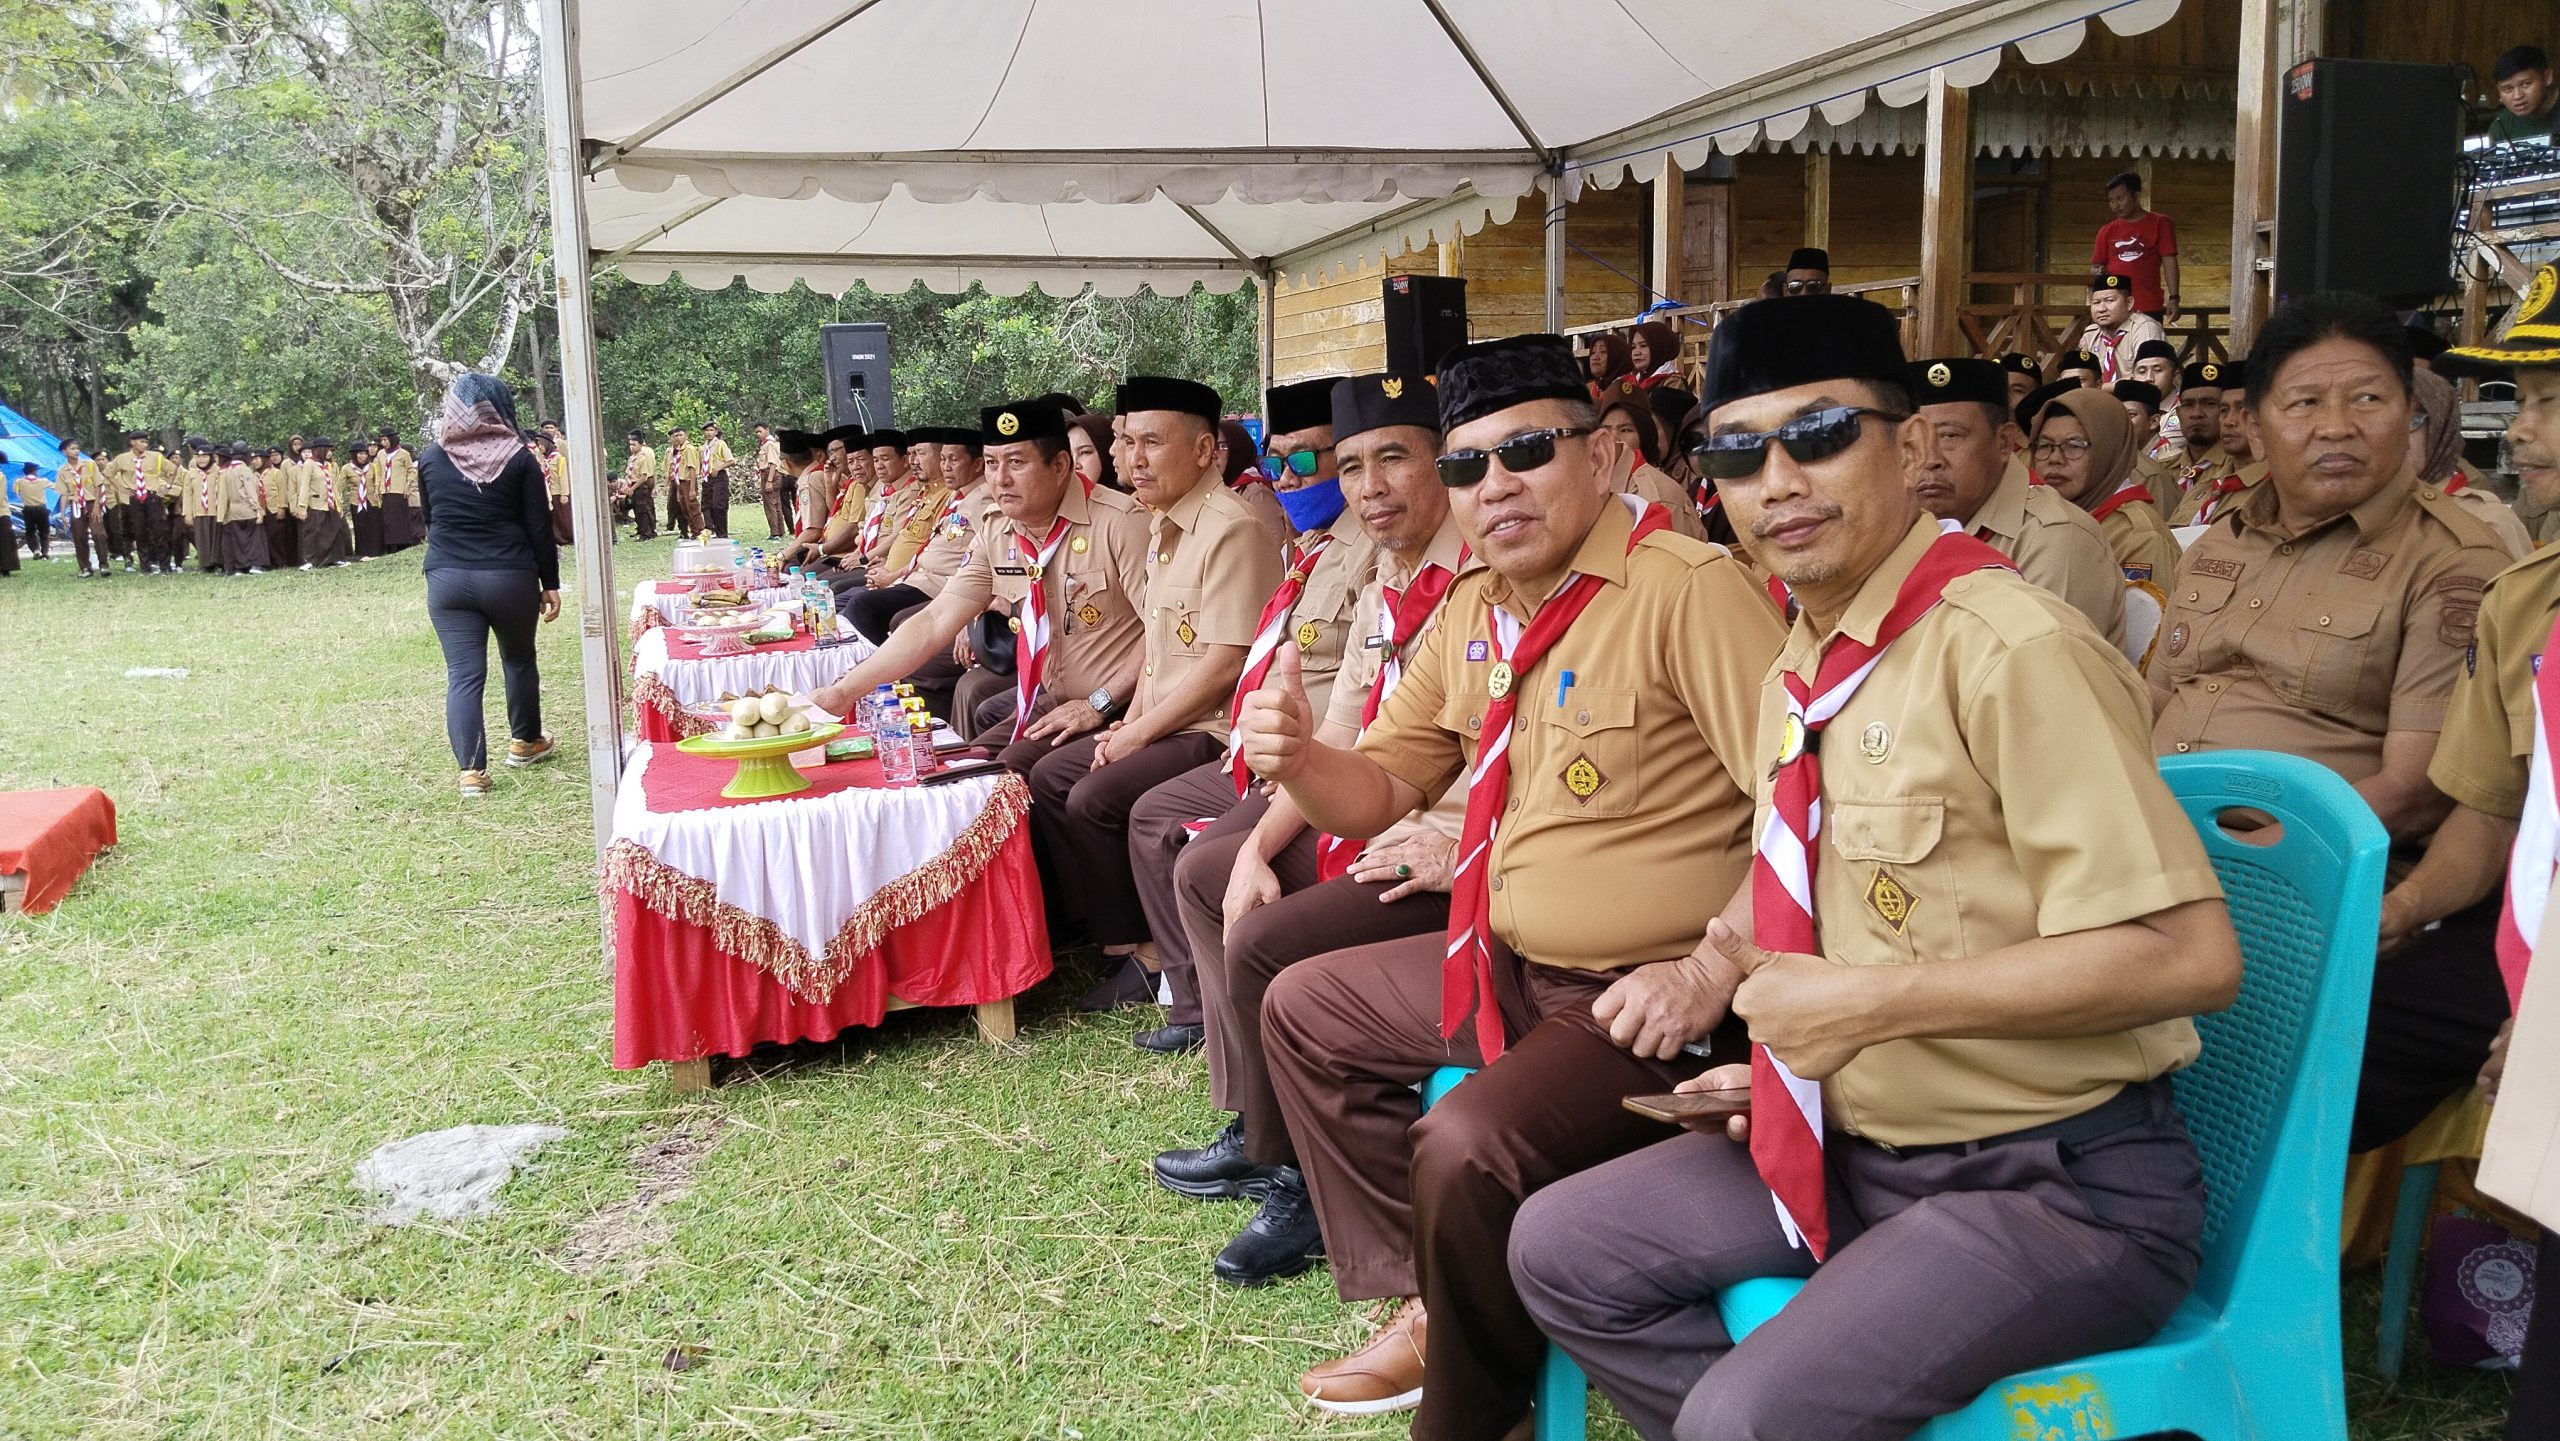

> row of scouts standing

[
  {"left": 10, "top": 431, "right": 436, "bottom": 577},
  {"left": 743, "top": 270, "right": 2559, "bottom": 1440}
]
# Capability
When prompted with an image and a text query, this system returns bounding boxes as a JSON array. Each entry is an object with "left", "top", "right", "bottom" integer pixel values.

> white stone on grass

[{"left": 354, "top": 1123, "right": 567, "bottom": 1225}]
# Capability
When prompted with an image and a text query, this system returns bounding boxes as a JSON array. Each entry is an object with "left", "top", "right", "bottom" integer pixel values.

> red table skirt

[
  {"left": 611, "top": 822, "right": 1052, "bottom": 1067},
  {"left": 0, "top": 788, "right": 117, "bottom": 914}
]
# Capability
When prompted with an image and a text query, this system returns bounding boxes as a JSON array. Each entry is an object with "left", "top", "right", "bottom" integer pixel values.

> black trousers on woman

[{"left": 427, "top": 568, "right": 543, "bottom": 771}]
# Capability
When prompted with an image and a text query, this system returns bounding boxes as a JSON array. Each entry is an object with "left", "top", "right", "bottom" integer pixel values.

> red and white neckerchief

[
  {"left": 895, "top": 490, "right": 972, "bottom": 585},
  {"left": 1009, "top": 514, "right": 1078, "bottom": 743},
  {"left": 1314, "top": 551, "right": 1466, "bottom": 879},
  {"left": 199, "top": 467, "right": 216, "bottom": 513},
  {"left": 2493, "top": 608, "right": 2560, "bottom": 1009},
  {"left": 1444, "top": 496, "right": 1670, "bottom": 1062},
  {"left": 2192, "top": 471, "right": 2250, "bottom": 524},
  {"left": 2094, "top": 333, "right": 2124, "bottom": 385},
  {"left": 857, "top": 483, "right": 899, "bottom": 561},
  {"left": 2089, "top": 482, "right": 2153, "bottom": 523},
  {"left": 2174, "top": 454, "right": 2218, "bottom": 496},
  {"left": 1751, "top": 522, "right": 2015, "bottom": 1260},
  {"left": 2441, "top": 471, "right": 2470, "bottom": 495},
  {"left": 1227, "top": 531, "right": 1340, "bottom": 794}
]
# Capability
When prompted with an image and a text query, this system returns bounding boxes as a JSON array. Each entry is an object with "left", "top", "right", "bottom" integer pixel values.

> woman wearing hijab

[
  {"left": 1594, "top": 394, "right": 1711, "bottom": 543},
  {"left": 1626, "top": 319, "right": 1684, "bottom": 389},
  {"left": 420, "top": 373, "right": 560, "bottom": 797},
  {"left": 2412, "top": 367, "right": 2536, "bottom": 553},
  {"left": 2028, "top": 387, "right": 2180, "bottom": 587},
  {"left": 1216, "top": 416, "right": 1290, "bottom": 548},
  {"left": 220, "top": 446, "right": 270, "bottom": 575}
]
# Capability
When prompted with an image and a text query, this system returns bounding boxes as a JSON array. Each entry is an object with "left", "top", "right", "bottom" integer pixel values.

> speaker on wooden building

[
  {"left": 821, "top": 322, "right": 895, "bottom": 430},
  {"left": 1383, "top": 275, "right": 1470, "bottom": 377},
  {"left": 2274, "top": 59, "right": 2462, "bottom": 306}
]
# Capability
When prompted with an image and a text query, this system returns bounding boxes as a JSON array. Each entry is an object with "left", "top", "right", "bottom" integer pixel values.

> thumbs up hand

[
  {"left": 1711, "top": 917, "right": 1871, "bottom": 1081},
  {"left": 1240, "top": 639, "right": 1315, "bottom": 783}
]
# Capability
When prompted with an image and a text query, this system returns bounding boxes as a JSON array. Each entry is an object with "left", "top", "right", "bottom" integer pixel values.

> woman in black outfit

[{"left": 419, "top": 372, "right": 560, "bottom": 797}]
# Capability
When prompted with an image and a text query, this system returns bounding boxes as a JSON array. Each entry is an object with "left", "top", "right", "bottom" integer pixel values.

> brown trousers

[
  {"left": 759, "top": 474, "right": 794, "bottom": 539},
  {"left": 1127, "top": 759, "right": 1253, "bottom": 1025},
  {"left": 703, "top": 468, "right": 731, "bottom": 537},
  {"left": 1264, "top": 935, "right": 1719, "bottom": 1441},
  {"left": 1509, "top": 1084, "right": 2204, "bottom": 1441},
  {"left": 1023, "top": 728, "right": 1224, "bottom": 946},
  {"left": 67, "top": 505, "right": 101, "bottom": 573}
]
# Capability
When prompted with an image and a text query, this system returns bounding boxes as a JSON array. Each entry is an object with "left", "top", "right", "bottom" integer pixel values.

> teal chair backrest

[{"left": 2155, "top": 751, "right": 2387, "bottom": 1318}]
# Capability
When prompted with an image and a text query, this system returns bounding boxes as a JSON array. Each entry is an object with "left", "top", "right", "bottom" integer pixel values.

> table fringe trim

[
  {"left": 601, "top": 772, "right": 1031, "bottom": 1003},
  {"left": 628, "top": 607, "right": 664, "bottom": 644},
  {"left": 630, "top": 671, "right": 715, "bottom": 738}
]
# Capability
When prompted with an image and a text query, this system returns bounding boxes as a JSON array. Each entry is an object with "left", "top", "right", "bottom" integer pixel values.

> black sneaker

[
  {"left": 1214, "top": 1166, "right": 1326, "bottom": 1286},
  {"left": 1076, "top": 953, "right": 1158, "bottom": 1013},
  {"left": 1133, "top": 1021, "right": 1205, "bottom": 1054},
  {"left": 1152, "top": 1117, "right": 1277, "bottom": 1201}
]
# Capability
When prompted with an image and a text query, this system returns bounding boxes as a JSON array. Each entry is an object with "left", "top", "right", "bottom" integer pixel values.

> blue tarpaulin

[{"left": 0, "top": 397, "right": 69, "bottom": 511}]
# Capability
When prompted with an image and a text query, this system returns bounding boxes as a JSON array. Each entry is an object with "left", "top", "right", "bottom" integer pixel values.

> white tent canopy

[
  {"left": 571, "top": 0, "right": 2184, "bottom": 295},
  {"left": 538, "top": 0, "right": 2186, "bottom": 857}
]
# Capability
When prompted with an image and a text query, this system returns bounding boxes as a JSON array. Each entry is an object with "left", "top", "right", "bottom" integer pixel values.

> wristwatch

[{"left": 1089, "top": 686, "right": 1115, "bottom": 715}]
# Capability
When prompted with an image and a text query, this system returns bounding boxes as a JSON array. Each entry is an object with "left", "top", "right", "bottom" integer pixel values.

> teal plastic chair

[
  {"left": 1419, "top": 1065, "right": 1593, "bottom": 1441},
  {"left": 2374, "top": 1160, "right": 2440, "bottom": 1380},
  {"left": 1714, "top": 751, "right": 2386, "bottom": 1440}
]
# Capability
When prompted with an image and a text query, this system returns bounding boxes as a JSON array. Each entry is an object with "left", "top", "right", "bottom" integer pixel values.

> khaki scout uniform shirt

[
  {"left": 1623, "top": 462, "right": 1711, "bottom": 543},
  {"left": 669, "top": 440, "right": 703, "bottom": 492},
  {"left": 1231, "top": 478, "right": 1292, "bottom": 551},
  {"left": 379, "top": 447, "right": 418, "bottom": 499},
  {"left": 756, "top": 436, "right": 781, "bottom": 478},
  {"left": 797, "top": 468, "right": 842, "bottom": 541},
  {"left": 302, "top": 459, "right": 341, "bottom": 512},
  {"left": 11, "top": 469, "right": 45, "bottom": 508},
  {"left": 877, "top": 481, "right": 953, "bottom": 580},
  {"left": 2150, "top": 470, "right": 2519, "bottom": 786},
  {"left": 2449, "top": 483, "right": 2534, "bottom": 557},
  {"left": 901, "top": 486, "right": 989, "bottom": 599},
  {"left": 1137, "top": 477, "right": 1287, "bottom": 737},
  {"left": 1322, "top": 518, "right": 1481, "bottom": 850},
  {"left": 2429, "top": 545, "right": 2560, "bottom": 820},
  {"left": 2149, "top": 443, "right": 2225, "bottom": 513},
  {"left": 1357, "top": 498, "right": 1782, "bottom": 973},
  {"left": 2098, "top": 492, "right": 2183, "bottom": 586},
  {"left": 1269, "top": 520, "right": 1380, "bottom": 727},
  {"left": 141, "top": 451, "right": 179, "bottom": 501},
  {"left": 701, "top": 438, "right": 734, "bottom": 475},
  {"left": 1767, "top": 516, "right": 2221, "bottom": 1146},
  {"left": 218, "top": 463, "right": 259, "bottom": 523},
  {"left": 102, "top": 453, "right": 140, "bottom": 506},
  {"left": 59, "top": 457, "right": 100, "bottom": 510},
  {"left": 943, "top": 481, "right": 1151, "bottom": 708},
  {"left": 1968, "top": 456, "right": 2127, "bottom": 648},
  {"left": 2168, "top": 457, "right": 2264, "bottom": 527},
  {"left": 624, "top": 446, "right": 659, "bottom": 494}
]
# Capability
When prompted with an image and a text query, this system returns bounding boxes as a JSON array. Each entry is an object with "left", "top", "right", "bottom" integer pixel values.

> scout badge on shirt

[
  {"left": 1466, "top": 639, "right": 1489, "bottom": 662},
  {"left": 1296, "top": 620, "right": 1321, "bottom": 650},
  {"left": 1177, "top": 619, "right": 1197, "bottom": 646},
  {"left": 1865, "top": 869, "right": 1916, "bottom": 934},
  {"left": 1077, "top": 602, "right": 1102, "bottom": 628},
  {"left": 1860, "top": 722, "right": 1891, "bottom": 763},
  {"left": 1561, "top": 753, "right": 1605, "bottom": 804}
]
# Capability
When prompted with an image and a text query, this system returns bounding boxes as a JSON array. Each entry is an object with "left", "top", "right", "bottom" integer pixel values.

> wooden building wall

[{"left": 1270, "top": 184, "right": 1648, "bottom": 381}]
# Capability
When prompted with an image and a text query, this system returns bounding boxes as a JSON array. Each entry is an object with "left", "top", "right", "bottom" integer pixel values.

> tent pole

[
  {"left": 1543, "top": 170, "right": 1566, "bottom": 332},
  {"left": 538, "top": 0, "right": 627, "bottom": 872},
  {"left": 1257, "top": 262, "right": 1277, "bottom": 395}
]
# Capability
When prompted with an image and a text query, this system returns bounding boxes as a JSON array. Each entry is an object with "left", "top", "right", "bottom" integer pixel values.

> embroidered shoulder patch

[
  {"left": 1865, "top": 869, "right": 1917, "bottom": 935},
  {"left": 2340, "top": 549, "right": 2389, "bottom": 580}
]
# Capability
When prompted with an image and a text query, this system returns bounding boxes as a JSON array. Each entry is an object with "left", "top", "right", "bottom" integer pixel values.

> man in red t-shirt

[{"left": 2090, "top": 170, "right": 2180, "bottom": 322}]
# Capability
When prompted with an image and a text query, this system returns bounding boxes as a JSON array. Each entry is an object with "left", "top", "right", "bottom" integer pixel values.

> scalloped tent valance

[{"left": 569, "top": 0, "right": 2187, "bottom": 297}]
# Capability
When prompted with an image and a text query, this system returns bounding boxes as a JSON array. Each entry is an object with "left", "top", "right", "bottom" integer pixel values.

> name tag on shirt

[
  {"left": 1364, "top": 635, "right": 1386, "bottom": 650},
  {"left": 995, "top": 565, "right": 1028, "bottom": 576}
]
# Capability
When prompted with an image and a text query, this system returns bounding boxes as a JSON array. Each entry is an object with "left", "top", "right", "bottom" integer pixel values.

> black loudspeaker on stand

[
  {"left": 2274, "top": 58, "right": 2461, "bottom": 306},
  {"left": 1384, "top": 275, "right": 1469, "bottom": 378},
  {"left": 821, "top": 322, "right": 895, "bottom": 430}
]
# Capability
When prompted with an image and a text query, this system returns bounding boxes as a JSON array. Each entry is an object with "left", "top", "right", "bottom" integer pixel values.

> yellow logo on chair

[{"left": 2000, "top": 1374, "right": 2114, "bottom": 1440}]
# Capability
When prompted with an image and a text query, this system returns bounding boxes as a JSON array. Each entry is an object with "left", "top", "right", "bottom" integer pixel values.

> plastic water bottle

[
  {"left": 877, "top": 709, "right": 917, "bottom": 784},
  {"left": 862, "top": 684, "right": 894, "bottom": 739}
]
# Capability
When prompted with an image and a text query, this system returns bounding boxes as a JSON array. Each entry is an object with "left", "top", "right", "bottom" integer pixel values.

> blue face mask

[{"left": 1273, "top": 474, "right": 1346, "bottom": 532}]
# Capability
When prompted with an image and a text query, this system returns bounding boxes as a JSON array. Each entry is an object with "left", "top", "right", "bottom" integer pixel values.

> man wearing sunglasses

[
  {"left": 1026, "top": 377, "right": 1287, "bottom": 1014},
  {"left": 1124, "top": 377, "right": 1380, "bottom": 1055},
  {"left": 1782, "top": 247, "right": 1831, "bottom": 297},
  {"left": 1508, "top": 291, "right": 2241, "bottom": 1441},
  {"left": 1143, "top": 374, "right": 1479, "bottom": 1306},
  {"left": 1240, "top": 334, "right": 1784, "bottom": 1439},
  {"left": 1905, "top": 358, "right": 2126, "bottom": 650}
]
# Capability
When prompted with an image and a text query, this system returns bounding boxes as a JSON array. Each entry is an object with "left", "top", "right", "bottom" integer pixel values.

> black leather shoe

[
  {"left": 1133, "top": 1022, "right": 1205, "bottom": 1054},
  {"left": 1153, "top": 1117, "right": 1276, "bottom": 1201},
  {"left": 1076, "top": 954, "right": 1158, "bottom": 1013},
  {"left": 1215, "top": 1166, "right": 1326, "bottom": 1286}
]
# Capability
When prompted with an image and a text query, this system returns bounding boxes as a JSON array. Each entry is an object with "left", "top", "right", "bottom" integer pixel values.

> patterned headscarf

[
  {"left": 439, "top": 372, "right": 524, "bottom": 486},
  {"left": 2409, "top": 367, "right": 2465, "bottom": 486}
]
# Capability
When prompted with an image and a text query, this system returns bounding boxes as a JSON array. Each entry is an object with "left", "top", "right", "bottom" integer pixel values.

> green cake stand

[{"left": 674, "top": 722, "right": 846, "bottom": 800}]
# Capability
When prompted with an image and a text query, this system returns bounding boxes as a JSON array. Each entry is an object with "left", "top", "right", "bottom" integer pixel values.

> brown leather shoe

[{"left": 1298, "top": 1297, "right": 1425, "bottom": 1416}]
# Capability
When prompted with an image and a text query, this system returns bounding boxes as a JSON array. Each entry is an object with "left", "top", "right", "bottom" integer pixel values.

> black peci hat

[
  {"left": 2111, "top": 381, "right": 2164, "bottom": 412},
  {"left": 2179, "top": 360, "right": 2230, "bottom": 391},
  {"left": 1329, "top": 373, "right": 1441, "bottom": 443},
  {"left": 1436, "top": 334, "right": 1589, "bottom": 431},
  {"left": 1905, "top": 358, "right": 2007, "bottom": 410},
  {"left": 968, "top": 610, "right": 1019, "bottom": 676},
  {"left": 1698, "top": 295, "right": 1909, "bottom": 419},
  {"left": 982, "top": 399, "right": 1070, "bottom": 446},
  {"left": 1265, "top": 377, "right": 1343, "bottom": 437},
  {"left": 1115, "top": 376, "right": 1222, "bottom": 423}
]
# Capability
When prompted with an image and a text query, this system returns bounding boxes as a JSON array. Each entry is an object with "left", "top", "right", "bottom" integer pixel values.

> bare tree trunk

[
  {"left": 85, "top": 352, "right": 104, "bottom": 444},
  {"left": 525, "top": 319, "right": 550, "bottom": 426}
]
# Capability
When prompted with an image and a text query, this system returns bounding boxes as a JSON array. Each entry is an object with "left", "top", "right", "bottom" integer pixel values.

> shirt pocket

[
  {"left": 1825, "top": 796, "right": 1955, "bottom": 964},
  {"left": 2160, "top": 573, "right": 2238, "bottom": 676},
  {"left": 1295, "top": 573, "right": 1360, "bottom": 678},
  {"left": 1152, "top": 582, "right": 1208, "bottom": 657},
  {"left": 1536, "top": 687, "right": 1640, "bottom": 820},
  {"left": 1060, "top": 556, "right": 1116, "bottom": 636},
  {"left": 2284, "top": 597, "right": 2384, "bottom": 718}
]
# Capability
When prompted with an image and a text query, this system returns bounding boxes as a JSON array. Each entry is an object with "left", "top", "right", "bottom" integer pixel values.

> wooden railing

[{"left": 1565, "top": 273, "right": 2230, "bottom": 392}]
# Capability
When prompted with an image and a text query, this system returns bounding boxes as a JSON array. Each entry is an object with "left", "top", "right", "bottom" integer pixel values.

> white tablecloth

[
  {"left": 627, "top": 579, "right": 798, "bottom": 630},
  {"left": 631, "top": 621, "right": 875, "bottom": 709},
  {"left": 605, "top": 740, "right": 1020, "bottom": 1000}
]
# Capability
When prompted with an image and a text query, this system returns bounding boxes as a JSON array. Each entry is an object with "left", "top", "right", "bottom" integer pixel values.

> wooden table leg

[
  {"left": 974, "top": 998, "right": 1017, "bottom": 1046},
  {"left": 667, "top": 1058, "right": 712, "bottom": 1093}
]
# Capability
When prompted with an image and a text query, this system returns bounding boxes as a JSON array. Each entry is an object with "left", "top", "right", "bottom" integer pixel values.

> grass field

[{"left": 0, "top": 538, "right": 2520, "bottom": 1439}]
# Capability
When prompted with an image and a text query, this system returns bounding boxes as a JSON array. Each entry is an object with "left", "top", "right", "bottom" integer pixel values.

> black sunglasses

[
  {"left": 1435, "top": 427, "right": 1590, "bottom": 487},
  {"left": 1686, "top": 406, "right": 1904, "bottom": 481}
]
